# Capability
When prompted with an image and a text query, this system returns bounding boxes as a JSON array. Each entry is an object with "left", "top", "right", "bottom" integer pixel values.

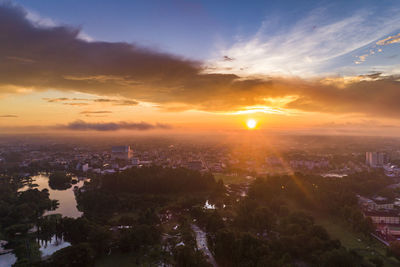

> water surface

[
  {"left": 38, "top": 235, "right": 71, "bottom": 258},
  {"left": 19, "top": 174, "right": 88, "bottom": 218},
  {"left": 0, "top": 253, "right": 17, "bottom": 267}
]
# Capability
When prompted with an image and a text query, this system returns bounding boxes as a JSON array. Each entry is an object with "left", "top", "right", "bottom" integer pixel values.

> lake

[
  {"left": 10, "top": 173, "right": 89, "bottom": 261},
  {"left": 0, "top": 253, "right": 16, "bottom": 267},
  {"left": 19, "top": 174, "right": 88, "bottom": 218}
]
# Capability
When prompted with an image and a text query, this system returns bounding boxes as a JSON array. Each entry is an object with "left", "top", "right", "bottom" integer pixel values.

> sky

[{"left": 1, "top": 0, "right": 400, "bottom": 135}]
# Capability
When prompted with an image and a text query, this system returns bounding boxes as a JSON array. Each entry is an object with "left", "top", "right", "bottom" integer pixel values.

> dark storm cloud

[
  {"left": 62, "top": 120, "right": 171, "bottom": 131},
  {"left": 2, "top": 3, "right": 400, "bottom": 118},
  {"left": 284, "top": 76, "right": 400, "bottom": 117}
]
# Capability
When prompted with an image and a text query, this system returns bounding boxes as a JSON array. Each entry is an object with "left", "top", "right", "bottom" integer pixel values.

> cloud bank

[
  {"left": 61, "top": 120, "right": 171, "bottom": 131},
  {"left": 1, "top": 4, "right": 400, "bottom": 119}
]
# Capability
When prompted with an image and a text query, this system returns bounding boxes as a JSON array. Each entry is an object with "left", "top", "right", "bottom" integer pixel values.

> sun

[{"left": 246, "top": 119, "right": 257, "bottom": 129}]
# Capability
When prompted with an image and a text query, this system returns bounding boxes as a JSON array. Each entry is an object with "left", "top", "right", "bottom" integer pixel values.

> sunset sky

[{"left": 1, "top": 0, "right": 400, "bottom": 135}]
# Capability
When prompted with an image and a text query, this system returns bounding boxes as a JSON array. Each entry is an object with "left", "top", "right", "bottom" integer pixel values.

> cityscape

[{"left": 2, "top": 135, "right": 400, "bottom": 266}]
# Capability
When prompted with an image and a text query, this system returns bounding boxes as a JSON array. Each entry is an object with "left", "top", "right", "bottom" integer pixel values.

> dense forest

[
  {"left": 189, "top": 172, "right": 386, "bottom": 266},
  {"left": 76, "top": 167, "right": 223, "bottom": 219}
]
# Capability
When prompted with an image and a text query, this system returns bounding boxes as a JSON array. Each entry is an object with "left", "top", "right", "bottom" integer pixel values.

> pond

[
  {"left": 19, "top": 174, "right": 88, "bottom": 218},
  {"left": 0, "top": 252, "right": 17, "bottom": 267},
  {"left": 0, "top": 235, "right": 72, "bottom": 265},
  {"left": 10, "top": 173, "right": 89, "bottom": 261},
  {"left": 38, "top": 235, "right": 71, "bottom": 258}
]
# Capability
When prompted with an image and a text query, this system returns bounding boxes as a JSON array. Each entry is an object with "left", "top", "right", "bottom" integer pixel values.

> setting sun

[{"left": 246, "top": 119, "right": 257, "bottom": 129}]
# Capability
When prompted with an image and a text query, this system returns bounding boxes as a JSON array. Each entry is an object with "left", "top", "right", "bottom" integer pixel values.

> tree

[
  {"left": 320, "top": 248, "right": 362, "bottom": 267},
  {"left": 48, "top": 171, "right": 72, "bottom": 190},
  {"left": 388, "top": 241, "right": 400, "bottom": 261},
  {"left": 48, "top": 243, "right": 95, "bottom": 267}
]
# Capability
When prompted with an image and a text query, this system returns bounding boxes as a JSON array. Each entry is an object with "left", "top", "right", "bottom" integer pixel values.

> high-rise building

[
  {"left": 112, "top": 146, "right": 133, "bottom": 160},
  {"left": 366, "top": 152, "right": 386, "bottom": 167}
]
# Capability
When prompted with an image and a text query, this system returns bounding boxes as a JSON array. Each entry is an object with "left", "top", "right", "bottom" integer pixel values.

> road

[{"left": 191, "top": 224, "right": 218, "bottom": 267}]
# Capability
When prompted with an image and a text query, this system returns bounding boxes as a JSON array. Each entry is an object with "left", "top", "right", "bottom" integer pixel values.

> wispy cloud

[
  {"left": 79, "top": 110, "right": 112, "bottom": 114},
  {"left": 43, "top": 97, "right": 139, "bottom": 106},
  {"left": 0, "top": 114, "right": 18, "bottom": 118},
  {"left": 208, "top": 8, "right": 400, "bottom": 77},
  {"left": 353, "top": 32, "right": 400, "bottom": 65},
  {"left": 62, "top": 102, "right": 89, "bottom": 106},
  {"left": 43, "top": 97, "right": 89, "bottom": 102},
  {"left": 93, "top": 99, "right": 139, "bottom": 106},
  {"left": 376, "top": 33, "right": 400, "bottom": 46}
]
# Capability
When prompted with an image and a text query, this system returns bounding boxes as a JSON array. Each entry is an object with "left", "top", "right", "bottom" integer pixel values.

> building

[
  {"left": 364, "top": 210, "right": 400, "bottom": 224},
  {"left": 383, "top": 163, "right": 400, "bottom": 177},
  {"left": 358, "top": 195, "right": 394, "bottom": 211},
  {"left": 187, "top": 160, "right": 203, "bottom": 171},
  {"left": 377, "top": 224, "right": 400, "bottom": 240},
  {"left": 112, "top": 146, "right": 133, "bottom": 160},
  {"left": 366, "top": 152, "right": 386, "bottom": 167},
  {"left": 132, "top": 157, "right": 140, "bottom": 166},
  {"left": 82, "top": 163, "right": 89, "bottom": 172}
]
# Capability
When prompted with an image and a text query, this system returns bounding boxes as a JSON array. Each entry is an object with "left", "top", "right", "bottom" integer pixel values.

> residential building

[
  {"left": 187, "top": 160, "right": 203, "bottom": 171},
  {"left": 364, "top": 210, "right": 400, "bottom": 224}
]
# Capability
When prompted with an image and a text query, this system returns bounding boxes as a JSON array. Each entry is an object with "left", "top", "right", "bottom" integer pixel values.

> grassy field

[
  {"left": 286, "top": 200, "right": 399, "bottom": 266},
  {"left": 314, "top": 214, "right": 400, "bottom": 266}
]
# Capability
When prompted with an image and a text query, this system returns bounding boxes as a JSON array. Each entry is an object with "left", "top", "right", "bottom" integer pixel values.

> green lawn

[
  {"left": 313, "top": 214, "right": 400, "bottom": 266},
  {"left": 286, "top": 200, "right": 400, "bottom": 266}
]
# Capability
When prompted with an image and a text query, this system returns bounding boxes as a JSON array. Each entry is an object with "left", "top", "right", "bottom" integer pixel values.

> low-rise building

[
  {"left": 364, "top": 210, "right": 400, "bottom": 224},
  {"left": 82, "top": 163, "right": 89, "bottom": 172},
  {"left": 187, "top": 160, "right": 203, "bottom": 171},
  {"left": 358, "top": 195, "right": 394, "bottom": 210}
]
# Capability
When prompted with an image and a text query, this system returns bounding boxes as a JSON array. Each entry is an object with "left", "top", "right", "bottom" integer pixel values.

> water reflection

[
  {"left": 19, "top": 174, "right": 88, "bottom": 218},
  {"left": 38, "top": 235, "right": 71, "bottom": 258},
  {"left": 0, "top": 253, "right": 17, "bottom": 267}
]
